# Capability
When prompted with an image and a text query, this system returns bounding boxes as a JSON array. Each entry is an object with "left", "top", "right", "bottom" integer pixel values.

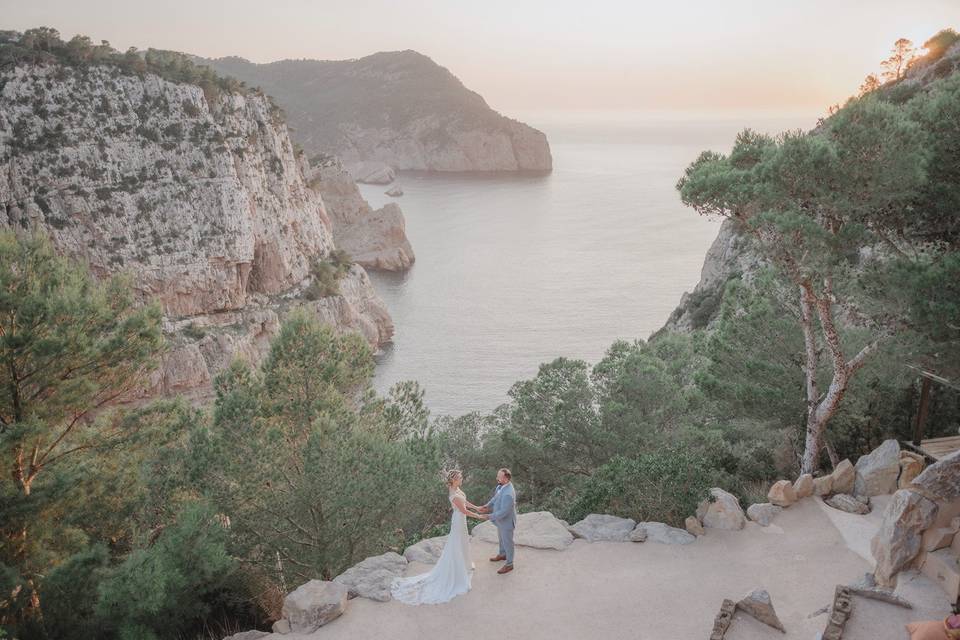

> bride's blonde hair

[{"left": 439, "top": 468, "right": 462, "bottom": 487}]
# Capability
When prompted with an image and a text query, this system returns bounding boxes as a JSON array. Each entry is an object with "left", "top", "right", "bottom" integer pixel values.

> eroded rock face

[
  {"left": 0, "top": 62, "right": 394, "bottom": 400},
  {"left": 696, "top": 488, "right": 746, "bottom": 530},
  {"left": 871, "top": 488, "right": 939, "bottom": 586},
  {"left": 333, "top": 552, "right": 407, "bottom": 602},
  {"left": 280, "top": 580, "right": 348, "bottom": 634},
  {"left": 854, "top": 439, "right": 901, "bottom": 497},
  {"left": 569, "top": 514, "right": 637, "bottom": 542},
  {"left": 472, "top": 511, "right": 573, "bottom": 550},
  {"left": 308, "top": 158, "right": 415, "bottom": 272}
]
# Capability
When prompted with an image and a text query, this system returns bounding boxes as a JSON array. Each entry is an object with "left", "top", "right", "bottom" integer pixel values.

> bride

[{"left": 391, "top": 469, "right": 486, "bottom": 605}]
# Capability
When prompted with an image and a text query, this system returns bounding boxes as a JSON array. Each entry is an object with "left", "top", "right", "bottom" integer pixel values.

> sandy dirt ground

[{"left": 278, "top": 497, "right": 950, "bottom": 640}]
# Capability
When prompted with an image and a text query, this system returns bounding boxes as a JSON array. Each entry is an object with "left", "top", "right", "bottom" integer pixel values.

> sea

[{"left": 358, "top": 110, "right": 816, "bottom": 416}]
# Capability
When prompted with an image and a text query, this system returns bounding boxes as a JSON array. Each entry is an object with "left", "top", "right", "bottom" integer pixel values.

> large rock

[
  {"left": 793, "top": 474, "right": 814, "bottom": 499},
  {"left": 634, "top": 522, "right": 696, "bottom": 545},
  {"left": 825, "top": 493, "right": 871, "bottom": 515},
  {"left": 899, "top": 451, "right": 926, "bottom": 489},
  {"left": 333, "top": 552, "right": 407, "bottom": 602},
  {"left": 871, "top": 489, "right": 939, "bottom": 586},
  {"left": 747, "top": 503, "right": 782, "bottom": 527},
  {"left": 385, "top": 185, "right": 404, "bottom": 197},
  {"left": 831, "top": 459, "right": 856, "bottom": 494},
  {"left": 696, "top": 488, "right": 746, "bottom": 530},
  {"left": 912, "top": 450, "right": 960, "bottom": 501},
  {"left": 347, "top": 160, "right": 396, "bottom": 184},
  {"left": 402, "top": 536, "right": 446, "bottom": 564},
  {"left": 854, "top": 439, "right": 901, "bottom": 496},
  {"left": 472, "top": 511, "right": 573, "bottom": 550},
  {"left": 280, "top": 580, "right": 349, "bottom": 634},
  {"left": 736, "top": 588, "right": 786, "bottom": 633},
  {"left": 569, "top": 514, "right": 637, "bottom": 542},
  {"left": 813, "top": 474, "right": 834, "bottom": 496},
  {"left": 767, "top": 480, "right": 797, "bottom": 507}
]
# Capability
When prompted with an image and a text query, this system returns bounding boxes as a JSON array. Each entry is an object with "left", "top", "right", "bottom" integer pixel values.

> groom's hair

[{"left": 499, "top": 468, "right": 512, "bottom": 480}]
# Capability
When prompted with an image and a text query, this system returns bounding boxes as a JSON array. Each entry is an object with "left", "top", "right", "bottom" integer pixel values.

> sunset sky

[{"left": 3, "top": 0, "right": 958, "bottom": 114}]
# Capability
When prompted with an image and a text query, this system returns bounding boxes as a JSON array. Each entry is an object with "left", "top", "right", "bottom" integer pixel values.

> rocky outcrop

[
  {"left": 198, "top": 51, "right": 552, "bottom": 173},
  {"left": 568, "top": 514, "right": 637, "bottom": 542},
  {"left": 0, "top": 58, "right": 393, "bottom": 400},
  {"left": 307, "top": 157, "right": 415, "bottom": 272},
  {"left": 333, "top": 552, "right": 407, "bottom": 602},
  {"left": 347, "top": 161, "right": 396, "bottom": 185},
  {"left": 472, "top": 511, "right": 573, "bottom": 550}
]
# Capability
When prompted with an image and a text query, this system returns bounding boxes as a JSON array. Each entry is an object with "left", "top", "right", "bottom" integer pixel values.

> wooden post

[{"left": 913, "top": 377, "right": 932, "bottom": 447}]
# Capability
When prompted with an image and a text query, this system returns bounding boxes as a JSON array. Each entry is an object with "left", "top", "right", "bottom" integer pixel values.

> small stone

[
  {"left": 831, "top": 459, "right": 855, "bottom": 494},
  {"left": 629, "top": 527, "right": 648, "bottom": 543},
  {"left": 768, "top": 480, "right": 797, "bottom": 507},
  {"left": 281, "top": 580, "right": 349, "bottom": 634},
  {"left": 634, "top": 522, "right": 695, "bottom": 545},
  {"left": 825, "top": 493, "right": 871, "bottom": 515},
  {"left": 794, "top": 474, "right": 814, "bottom": 499},
  {"left": 569, "top": 514, "right": 637, "bottom": 542},
  {"left": 736, "top": 587, "right": 786, "bottom": 633},
  {"left": 747, "top": 503, "right": 783, "bottom": 527},
  {"left": 384, "top": 185, "right": 404, "bottom": 197},
  {"left": 685, "top": 515, "right": 705, "bottom": 536},
  {"left": 813, "top": 474, "right": 833, "bottom": 496}
]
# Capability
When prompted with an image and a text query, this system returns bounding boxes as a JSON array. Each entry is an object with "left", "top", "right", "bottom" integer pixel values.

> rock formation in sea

[
  {"left": 197, "top": 50, "right": 553, "bottom": 173},
  {"left": 0, "top": 40, "right": 393, "bottom": 399},
  {"left": 307, "top": 156, "right": 415, "bottom": 272}
]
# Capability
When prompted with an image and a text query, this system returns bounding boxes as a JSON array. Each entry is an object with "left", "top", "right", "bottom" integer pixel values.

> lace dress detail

[{"left": 391, "top": 489, "right": 473, "bottom": 605}]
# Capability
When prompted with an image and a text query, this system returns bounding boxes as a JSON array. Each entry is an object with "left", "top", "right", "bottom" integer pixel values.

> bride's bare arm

[{"left": 453, "top": 496, "right": 486, "bottom": 519}]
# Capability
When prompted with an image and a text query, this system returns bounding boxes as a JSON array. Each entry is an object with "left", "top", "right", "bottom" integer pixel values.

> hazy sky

[{"left": 2, "top": 1, "right": 958, "bottom": 114}]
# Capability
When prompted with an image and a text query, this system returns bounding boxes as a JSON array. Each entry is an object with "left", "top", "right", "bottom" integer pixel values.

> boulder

[
  {"left": 472, "top": 511, "right": 573, "bottom": 550},
  {"left": 696, "top": 488, "right": 746, "bottom": 530},
  {"left": 634, "top": 522, "right": 696, "bottom": 545},
  {"left": 333, "top": 552, "right": 407, "bottom": 602},
  {"left": 385, "top": 185, "right": 404, "bottom": 197},
  {"left": 768, "top": 480, "right": 797, "bottom": 507},
  {"left": 813, "top": 474, "right": 833, "bottom": 496},
  {"left": 871, "top": 488, "right": 939, "bottom": 586},
  {"left": 685, "top": 515, "right": 705, "bottom": 537},
  {"left": 831, "top": 459, "right": 855, "bottom": 494},
  {"left": 569, "top": 514, "right": 637, "bottom": 542},
  {"left": 898, "top": 451, "right": 926, "bottom": 489},
  {"left": 793, "top": 474, "right": 814, "bottom": 499},
  {"left": 347, "top": 161, "right": 396, "bottom": 185},
  {"left": 280, "top": 580, "right": 348, "bottom": 634},
  {"left": 825, "top": 493, "right": 871, "bottom": 515},
  {"left": 912, "top": 450, "right": 960, "bottom": 501},
  {"left": 272, "top": 619, "right": 291, "bottom": 635},
  {"left": 924, "top": 518, "right": 960, "bottom": 552},
  {"left": 854, "top": 439, "right": 901, "bottom": 496},
  {"left": 225, "top": 632, "right": 270, "bottom": 640},
  {"left": 736, "top": 587, "right": 786, "bottom": 633},
  {"left": 402, "top": 536, "right": 445, "bottom": 564},
  {"left": 747, "top": 503, "right": 783, "bottom": 527},
  {"left": 629, "top": 527, "right": 648, "bottom": 543}
]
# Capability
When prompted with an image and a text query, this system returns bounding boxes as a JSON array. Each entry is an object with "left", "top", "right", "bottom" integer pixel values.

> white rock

[
  {"left": 472, "top": 511, "right": 573, "bottom": 550},
  {"left": 402, "top": 536, "right": 446, "bottom": 564},
  {"left": 747, "top": 503, "right": 782, "bottom": 527},
  {"left": 634, "top": 522, "right": 696, "bottom": 545},
  {"left": 854, "top": 439, "right": 901, "bottom": 496},
  {"left": 281, "top": 580, "right": 348, "bottom": 634},
  {"left": 333, "top": 552, "right": 407, "bottom": 602},
  {"left": 831, "top": 459, "right": 856, "bottom": 494},
  {"left": 385, "top": 185, "right": 404, "bottom": 197},
  {"left": 569, "top": 514, "right": 637, "bottom": 542}
]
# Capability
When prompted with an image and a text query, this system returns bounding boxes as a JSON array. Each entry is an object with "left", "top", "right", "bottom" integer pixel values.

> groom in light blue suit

[{"left": 480, "top": 468, "right": 517, "bottom": 574}]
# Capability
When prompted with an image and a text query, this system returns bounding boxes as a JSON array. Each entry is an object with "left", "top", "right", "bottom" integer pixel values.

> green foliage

[
  {"left": 923, "top": 28, "right": 960, "bottom": 61},
  {"left": 304, "top": 252, "right": 352, "bottom": 300},
  {"left": 39, "top": 544, "right": 109, "bottom": 639}
]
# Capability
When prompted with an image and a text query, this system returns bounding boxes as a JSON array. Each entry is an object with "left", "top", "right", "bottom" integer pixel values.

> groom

[{"left": 479, "top": 468, "right": 517, "bottom": 574}]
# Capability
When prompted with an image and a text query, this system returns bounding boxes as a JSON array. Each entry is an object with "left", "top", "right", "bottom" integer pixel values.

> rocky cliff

[
  {"left": 0, "top": 44, "right": 393, "bottom": 398},
  {"left": 306, "top": 156, "right": 415, "bottom": 271},
  {"left": 198, "top": 50, "right": 553, "bottom": 172}
]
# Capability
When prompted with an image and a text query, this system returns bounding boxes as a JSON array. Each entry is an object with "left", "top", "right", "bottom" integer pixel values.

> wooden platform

[{"left": 919, "top": 435, "right": 960, "bottom": 461}]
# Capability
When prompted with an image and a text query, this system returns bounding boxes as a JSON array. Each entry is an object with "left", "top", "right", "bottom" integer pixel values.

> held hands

[{"left": 468, "top": 511, "right": 488, "bottom": 520}]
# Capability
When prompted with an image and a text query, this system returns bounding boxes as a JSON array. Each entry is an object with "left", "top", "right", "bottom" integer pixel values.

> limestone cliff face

[
  {"left": 0, "top": 62, "right": 393, "bottom": 397},
  {"left": 199, "top": 51, "right": 553, "bottom": 172},
  {"left": 307, "top": 157, "right": 415, "bottom": 272}
]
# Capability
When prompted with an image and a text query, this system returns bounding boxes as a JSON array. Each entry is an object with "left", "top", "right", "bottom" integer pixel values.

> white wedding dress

[{"left": 391, "top": 488, "right": 474, "bottom": 605}]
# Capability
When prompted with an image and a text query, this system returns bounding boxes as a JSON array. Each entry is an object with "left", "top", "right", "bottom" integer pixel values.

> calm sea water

[{"left": 359, "top": 110, "right": 816, "bottom": 416}]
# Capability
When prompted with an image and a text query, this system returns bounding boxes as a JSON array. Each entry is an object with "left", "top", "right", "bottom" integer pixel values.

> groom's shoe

[
  {"left": 489, "top": 554, "right": 506, "bottom": 562},
  {"left": 497, "top": 564, "right": 513, "bottom": 575}
]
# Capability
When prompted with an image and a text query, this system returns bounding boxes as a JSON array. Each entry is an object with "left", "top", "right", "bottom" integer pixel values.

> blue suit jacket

[{"left": 484, "top": 482, "right": 517, "bottom": 526}]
